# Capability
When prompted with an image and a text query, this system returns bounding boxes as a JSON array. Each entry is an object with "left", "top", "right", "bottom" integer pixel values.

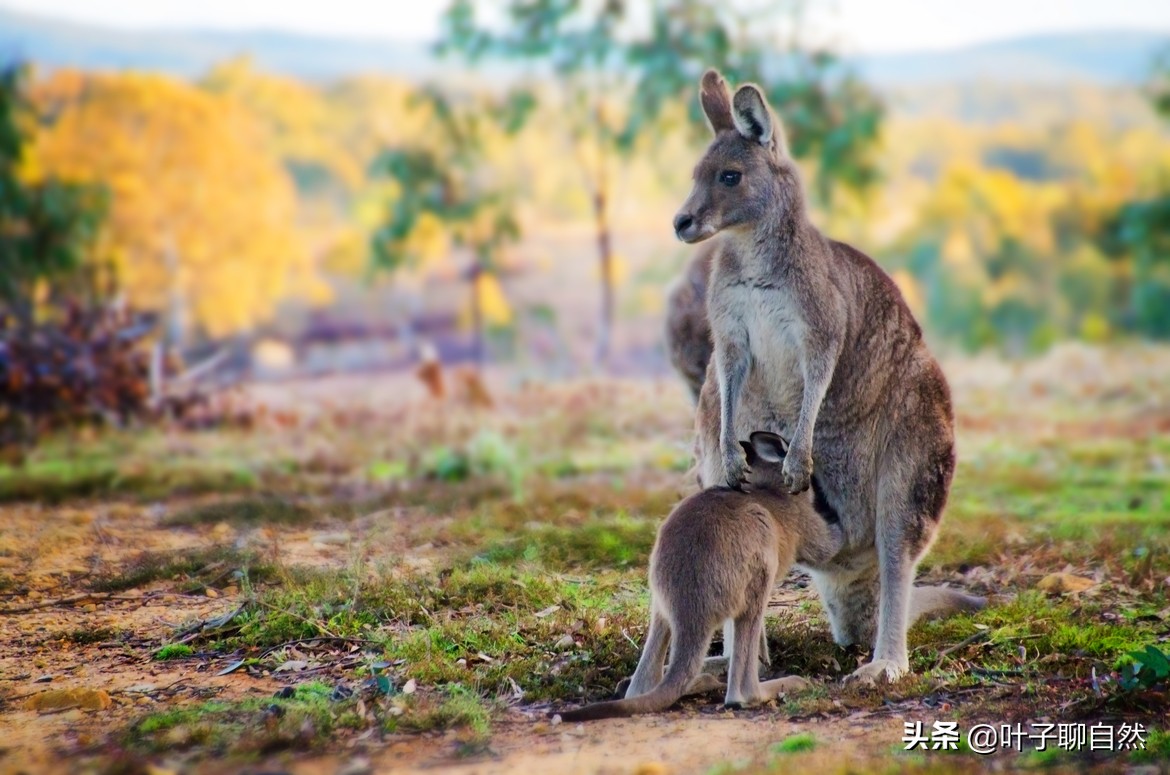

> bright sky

[{"left": 3, "top": 0, "right": 1169, "bottom": 54}]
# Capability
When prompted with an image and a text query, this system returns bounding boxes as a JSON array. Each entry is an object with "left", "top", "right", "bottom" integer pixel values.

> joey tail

[
  {"left": 910, "top": 585, "right": 986, "bottom": 623},
  {"left": 555, "top": 626, "right": 708, "bottom": 722}
]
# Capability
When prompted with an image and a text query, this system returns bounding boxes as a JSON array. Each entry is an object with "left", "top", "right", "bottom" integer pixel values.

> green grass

[
  {"left": 10, "top": 374, "right": 1165, "bottom": 769},
  {"left": 126, "top": 679, "right": 495, "bottom": 756},
  {"left": 0, "top": 446, "right": 261, "bottom": 504},
  {"left": 227, "top": 560, "right": 649, "bottom": 702},
  {"left": 394, "top": 684, "right": 494, "bottom": 741},
  {"left": 769, "top": 733, "right": 817, "bottom": 754},
  {"left": 127, "top": 681, "right": 364, "bottom": 755},
  {"left": 1131, "top": 728, "right": 1170, "bottom": 762},
  {"left": 155, "top": 643, "right": 195, "bottom": 660}
]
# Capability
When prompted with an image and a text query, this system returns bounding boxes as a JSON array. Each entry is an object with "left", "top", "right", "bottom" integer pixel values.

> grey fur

[
  {"left": 664, "top": 239, "right": 716, "bottom": 403},
  {"left": 675, "top": 70, "right": 983, "bottom": 684},
  {"left": 557, "top": 432, "right": 839, "bottom": 722}
]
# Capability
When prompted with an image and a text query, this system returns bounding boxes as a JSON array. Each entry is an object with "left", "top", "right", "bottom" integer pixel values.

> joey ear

[
  {"left": 700, "top": 69, "right": 734, "bottom": 134},
  {"left": 732, "top": 84, "right": 786, "bottom": 153},
  {"left": 747, "top": 431, "right": 789, "bottom": 463}
]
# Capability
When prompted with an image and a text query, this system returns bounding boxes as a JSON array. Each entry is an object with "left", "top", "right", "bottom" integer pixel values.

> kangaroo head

[
  {"left": 673, "top": 69, "right": 796, "bottom": 244},
  {"left": 738, "top": 431, "right": 790, "bottom": 490}
]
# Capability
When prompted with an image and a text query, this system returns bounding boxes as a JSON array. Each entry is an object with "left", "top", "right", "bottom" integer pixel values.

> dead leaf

[
  {"left": 216, "top": 659, "right": 247, "bottom": 676},
  {"left": 534, "top": 605, "right": 560, "bottom": 618},
  {"left": 1037, "top": 572, "right": 1095, "bottom": 594},
  {"left": 275, "top": 660, "right": 310, "bottom": 673}
]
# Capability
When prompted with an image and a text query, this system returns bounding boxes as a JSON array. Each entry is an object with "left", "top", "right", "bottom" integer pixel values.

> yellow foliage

[
  {"left": 406, "top": 212, "right": 452, "bottom": 272},
  {"left": 890, "top": 270, "right": 923, "bottom": 317},
  {"left": 1079, "top": 313, "right": 1111, "bottom": 343},
  {"left": 636, "top": 285, "right": 665, "bottom": 316},
  {"left": 460, "top": 272, "right": 513, "bottom": 329},
  {"left": 29, "top": 70, "right": 323, "bottom": 337},
  {"left": 592, "top": 254, "right": 628, "bottom": 286}
]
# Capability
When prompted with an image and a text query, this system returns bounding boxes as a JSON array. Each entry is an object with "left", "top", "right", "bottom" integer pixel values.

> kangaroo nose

[{"left": 673, "top": 213, "right": 694, "bottom": 238}]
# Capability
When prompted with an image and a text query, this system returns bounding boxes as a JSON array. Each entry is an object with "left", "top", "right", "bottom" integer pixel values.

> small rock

[
  {"left": 81, "top": 604, "right": 97, "bottom": 613},
  {"left": 554, "top": 634, "right": 575, "bottom": 650},
  {"left": 25, "top": 688, "right": 113, "bottom": 713},
  {"left": 550, "top": 714, "right": 562, "bottom": 726},
  {"left": 336, "top": 757, "right": 373, "bottom": 775},
  {"left": 205, "top": 588, "right": 219, "bottom": 598},
  {"left": 314, "top": 531, "right": 351, "bottom": 546},
  {"left": 34, "top": 674, "right": 53, "bottom": 683},
  {"left": 402, "top": 679, "right": 417, "bottom": 695}
]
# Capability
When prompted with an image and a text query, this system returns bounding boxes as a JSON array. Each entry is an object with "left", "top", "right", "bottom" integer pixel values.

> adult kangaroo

[{"left": 676, "top": 69, "right": 973, "bottom": 683}]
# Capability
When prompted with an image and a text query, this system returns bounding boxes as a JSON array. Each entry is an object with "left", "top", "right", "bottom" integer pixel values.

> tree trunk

[
  {"left": 594, "top": 189, "right": 615, "bottom": 369},
  {"left": 592, "top": 98, "right": 615, "bottom": 371},
  {"left": 469, "top": 259, "right": 484, "bottom": 370}
]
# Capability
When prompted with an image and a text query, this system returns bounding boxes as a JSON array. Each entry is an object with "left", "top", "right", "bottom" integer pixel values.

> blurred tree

[
  {"left": 624, "top": 0, "right": 884, "bottom": 205},
  {"left": 440, "top": 0, "right": 626, "bottom": 366},
  {"left": 368, "top": 87, "right": 529, "bottom": 366},
  {"left": 1097, "top": 51, "right": 1170, "bottom": 339},
  {"left": 0, "top": 65, "right": 106, "bottom": 331},
  {"left": 28, "top": 70, "right": 326, "bottom": 340},
  {"left": 440, "top": 0, "right": 884, "bottom": 366},
  {"left": 200, "top": 57, "right": 362, "bottom": 196}
]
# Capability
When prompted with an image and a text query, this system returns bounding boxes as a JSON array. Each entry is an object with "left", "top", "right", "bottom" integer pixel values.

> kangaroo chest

[{"left": 738, "top": 283, "right": 805, "bottom": 416}]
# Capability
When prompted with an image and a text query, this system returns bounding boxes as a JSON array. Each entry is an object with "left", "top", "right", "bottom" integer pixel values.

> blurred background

[
  {"left": 2, "top": 8, "right": 1170, "bottom": 770},
  {"left": 0, "top": 0, "right": 1168, "bottom": 443}
]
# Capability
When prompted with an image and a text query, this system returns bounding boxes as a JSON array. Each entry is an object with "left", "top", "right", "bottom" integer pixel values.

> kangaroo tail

[
  {"left": 557, "top": 625, "right": 708, "bottom": 722},
  {"left": 911, "top": 585, "right": 987, "bottom": 624}
]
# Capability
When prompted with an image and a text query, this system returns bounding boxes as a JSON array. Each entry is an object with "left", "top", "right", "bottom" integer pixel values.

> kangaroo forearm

[
  {"left": 716, "top": 346, "right": 749, "bottom": 452},
  {"left": 792, "top": 343, "right": 840, "bottom": 451}
]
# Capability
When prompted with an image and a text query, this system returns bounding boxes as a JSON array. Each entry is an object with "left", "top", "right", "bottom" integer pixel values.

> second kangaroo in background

[{"left": 558, "top": 432, "right": 842, "bottom": 722}]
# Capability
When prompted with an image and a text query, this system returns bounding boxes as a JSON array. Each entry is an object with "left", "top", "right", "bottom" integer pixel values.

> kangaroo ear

[
  {"left": 748, "top": 431, "right": 789, "bottom": 463},
  {"left": 732, "top": 84, "right": 786, "bottom": 153},
  {"left": 700, "top": 69, "right": 734, "bottom": 134}
]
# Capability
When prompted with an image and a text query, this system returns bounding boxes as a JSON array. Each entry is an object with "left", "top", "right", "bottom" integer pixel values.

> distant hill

[
  {"left": 0, "top": 5, "right": 1167, "bottom": 87},
  {"left": 855, "top": 31, "right": 1169, "bottom": 86},
  {"left": 0, "top": 7, "right": 446, "bottom": 81}
]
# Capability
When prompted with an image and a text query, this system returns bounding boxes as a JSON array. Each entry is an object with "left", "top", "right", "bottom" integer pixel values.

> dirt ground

[{"left": 2, "top": 345, "right": 1169, "bottom": 775}]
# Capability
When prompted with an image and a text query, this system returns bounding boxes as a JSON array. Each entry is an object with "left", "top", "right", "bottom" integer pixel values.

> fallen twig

[
  {"left": 933, "top": 630, "right": 990, "bottom": 671},
  {"left": 0, "top": 592, "right": 147, "bottom": 615},
  {"left": 258, "top": 636, "right": 382, "bottom": 662}
]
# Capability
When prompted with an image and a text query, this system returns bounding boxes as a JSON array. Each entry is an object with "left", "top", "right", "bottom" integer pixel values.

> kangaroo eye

[{"left": 718, "top": 170, "right": 742, "bottom": 187}]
